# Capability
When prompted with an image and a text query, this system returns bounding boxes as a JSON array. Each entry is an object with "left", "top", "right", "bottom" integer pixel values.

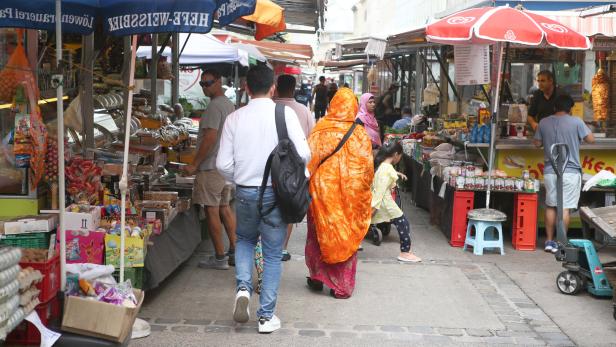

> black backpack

[
  {"left": 258, "top": 104, "right": 311, "bottom": 224},
  {"left": 258, "top": 104, "right": 358, "bottom": 224}
]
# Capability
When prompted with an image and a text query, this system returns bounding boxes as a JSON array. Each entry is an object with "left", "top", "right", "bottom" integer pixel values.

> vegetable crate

[
  {"left": 0, "top": 232, "right": 50, "bottom": 249},
  {"left": 113, "top": 267, "right": 145, "bottom": 289},
  {"left": 6, "top": 295, "right": 61, "bottom": 345},
  {"left": 20, "top": 254, "right": 60, "bottom": 303}
]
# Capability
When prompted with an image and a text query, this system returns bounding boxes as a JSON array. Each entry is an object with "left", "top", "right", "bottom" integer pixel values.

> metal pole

[
  {"left": 55, "top": 0, "right": 67, "bottom": 291},
  {"left": 150, "top": 34, "right": 158, "bottom": 117},
  {"left": 171, "top": 32, "right": 179, "bottom": 105},
  {"left": 80, "top": 33, "right": 95, "bottom": 153},
  {"left": 120, "top": 35, "right": 139, "bottom": 283},
  {"left": 414, "top": 51, "right": 423, "bottom": 115},
  {"left": 485, "top": 42, "right": 505, "bottom": 209}
]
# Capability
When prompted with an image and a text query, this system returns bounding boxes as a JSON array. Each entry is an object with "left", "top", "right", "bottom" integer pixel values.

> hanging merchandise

[
  {"left": 592, "top": 68, "right": 609, "bottom": 122},
  {"left": 65, "top": 158, "right": 103, "bottom": 205}
]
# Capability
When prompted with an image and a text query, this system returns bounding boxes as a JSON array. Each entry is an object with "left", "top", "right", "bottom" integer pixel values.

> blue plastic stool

[{"left": 463, "top": 208, "right": 507, "bottom": 256}]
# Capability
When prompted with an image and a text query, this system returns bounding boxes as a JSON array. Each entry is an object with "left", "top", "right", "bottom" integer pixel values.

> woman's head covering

[
  {"left": 356, "top": 93, "right": 381, "bottom": 147},
  {"left": 306, "top": 88, "right": 374, "bottom": 264}
]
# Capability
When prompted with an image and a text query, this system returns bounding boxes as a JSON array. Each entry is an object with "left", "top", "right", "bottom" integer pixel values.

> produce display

[
  {"left": 66, "top": 158, "right": 103, "bottom": 204},
  {"left": 592, "top": 68, "right": 609, "bottom": 122}
]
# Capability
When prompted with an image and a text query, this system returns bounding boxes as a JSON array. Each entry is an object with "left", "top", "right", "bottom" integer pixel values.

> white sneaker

[
  {"left": 233, "top": 289, "right": 250, "bottom": 323},
  {"left": 258, "top": 315, "right": 281, "bottom": 334}
]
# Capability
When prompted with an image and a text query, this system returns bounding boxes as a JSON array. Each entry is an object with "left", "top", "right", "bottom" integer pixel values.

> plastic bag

[{"left": 0, "top": 39, "right": 36, "bottom": 103}]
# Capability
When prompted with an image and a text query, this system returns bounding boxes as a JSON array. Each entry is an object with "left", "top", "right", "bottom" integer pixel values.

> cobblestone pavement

[{"left": 130, "top": 195, "right": 616, "bottom": 346}]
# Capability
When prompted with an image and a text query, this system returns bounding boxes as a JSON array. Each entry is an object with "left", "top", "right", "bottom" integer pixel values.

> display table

[{"left": 143, "top": 206, "right": 201, "bottom": 290}]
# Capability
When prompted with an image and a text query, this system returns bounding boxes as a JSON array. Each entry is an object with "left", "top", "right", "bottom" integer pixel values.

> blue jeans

[{"left": 234, "top": 186, "right": 287, "bottom": 319}]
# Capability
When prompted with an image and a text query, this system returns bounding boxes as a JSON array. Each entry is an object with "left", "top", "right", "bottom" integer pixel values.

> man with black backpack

[{"left": 216, "top": 65, "right": 311, "bottom": 334}]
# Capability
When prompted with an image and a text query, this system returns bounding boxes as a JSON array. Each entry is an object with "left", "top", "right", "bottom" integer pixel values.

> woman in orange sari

[{"left": 305, "top": 88, "right": 374, "bottom": 299}]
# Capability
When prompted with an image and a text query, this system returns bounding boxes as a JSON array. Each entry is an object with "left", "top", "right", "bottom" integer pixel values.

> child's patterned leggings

[{"left": 371, "top": 215, "right": 412, "bottom": 252}]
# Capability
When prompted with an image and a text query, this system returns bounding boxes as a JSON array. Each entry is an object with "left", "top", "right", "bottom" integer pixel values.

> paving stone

[
  {"left": 203, "top": 326, "right": 232, "bottom": 333},
  {"left": 170, "top": 326, "right": 198, "bottom": 333},
  {"left": 406, "top": 326, "right": 435, "bottom": 334},
  {"left": 213, "top": 320, "right": 236, "bottom": 327},
  {"left": 298, "top": 329, "right": 326, "bottom": 337},
  {"left": 276, "top": 328, "right": 297, "bottom": 336},
  {"left": 546, "top": 340, "right": 576, "bottom": 347},
  {"left": 234, "top": 326, "right": 256, "bottom": 334},
  {"left": 539, "top": 332, "right": 570, "bottom": 340},
  {"left": 330, "top": 331, "right": 359, "bottom": 339},
  {"left": 515, "top": 337, "right": 547, "bottom": 346},
  {"left": 505, "top": 323, "right": 533, "bottom": 331},
  {"left": 483, "top": 336, "right": 517, "bottom": 344},
  {"left": 380, "top": 325, "right": 406, "bottom": 333},
  {"left": 149, "top": 324, "right": 167, "bottom": 332},
  {"left": 183, "top": 319, "right": 212, "bottom": 326},
  {"left": 389, "top": 333, "right": 423, "bottom": 341},
  {"left": 465, "top": 328, "right": 493, "bottom": 337},
  {"left": 360, "top": 332, "right": 389, "bottom": 340},
  {"left": 353, "top": 324, "right": 376, "bottom": 331},
  {"left": 294, "top": 322, "right": 319, "bottom": 329},
  {"left": 436, "top": 327, "right": 465, "bottom": 336},
  {"left": 495, "top": 330, "right": 539, "bottom": 338},
  {"left": 419, "top": 335, "right": 453, "bottom": 344},
  {"left": 533, "top": 326, "right": 563, "bottom": 333},
  {"left": 154, "top": 318, "right": 181, "bottom": 324},
  {"left": 451, "top": 336, "right": 490, "bottom": 344}
]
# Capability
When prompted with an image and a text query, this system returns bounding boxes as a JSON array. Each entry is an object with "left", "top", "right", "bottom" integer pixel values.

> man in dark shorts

[
  {"left": 312, "top": 76, "right": 328, "bottom": 120},
  {"left": 528, "top": 70, "right": 562, "bottom": 131}
]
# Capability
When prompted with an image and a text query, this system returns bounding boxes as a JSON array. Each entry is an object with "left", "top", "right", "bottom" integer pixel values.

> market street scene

[{"left": 2, "top": 0, "right": 616, "bottom": 346}]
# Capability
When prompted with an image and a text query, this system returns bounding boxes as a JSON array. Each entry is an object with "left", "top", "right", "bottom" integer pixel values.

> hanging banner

[
  {"left": 216, "top": 0, "right": 256, "bottom": 27},
  {"left": 0, "top": 1, "right": 97, "bottom": 35},
  {"left": 454, "top": 45, "right": 491, "bottom": 85},
  {"left": 102, "top": 0, "right": 218, "bottom": 36}
]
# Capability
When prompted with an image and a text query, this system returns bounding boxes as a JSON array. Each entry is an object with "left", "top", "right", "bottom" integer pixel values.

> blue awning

[{"left": 0, "top": 0, "right": 256, "bottom": 35}]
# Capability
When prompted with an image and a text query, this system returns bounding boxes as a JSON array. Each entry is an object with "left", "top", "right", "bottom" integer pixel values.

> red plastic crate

[
  {"left": 20, "top": 254, "right": 60, "bottom": 303},
  {"left": 512, "top": 193, "right": 538, "bottom": 251},
  {"left": 7, "top": 296, "right": 61, "bottom": 345},
  {"left": 450, "top": 191, "right": 475, "bottom": 247}
]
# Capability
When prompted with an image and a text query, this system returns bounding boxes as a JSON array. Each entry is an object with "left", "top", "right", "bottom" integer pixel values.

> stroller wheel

[
  {"left": 378, "top": 223, "right": 391, "bottom": 236},
  {"left": 556, "top": 271, "right": 583, "bottom": 295},
  {"left": 372, "top": 228, "right": 383, "bottom": 246}
]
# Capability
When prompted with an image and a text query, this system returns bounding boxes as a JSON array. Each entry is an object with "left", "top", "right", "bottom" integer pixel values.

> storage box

[
  {"left": 0, "top": 214, "right": 57, "bottom": 235},
  {"left": 58, "top": 230, "right": 106, "bottom": 264},
  {"left": 113, "top": 267, "right": 145, "bottom": 289},
  {"left": 7, "top": 296, "right": 61, "bottom": 345},
  {"left": 143, "top": 191, "right": 179, "bottom": 204},
  {"left": 61, "top": 290, "right": 144, "bottom": 342},
  {"left": 105, "top": 234, "right": 148, "bottom": 268},
  {"left": 65, "top": 205, "right": 101, "bottom": 232}
]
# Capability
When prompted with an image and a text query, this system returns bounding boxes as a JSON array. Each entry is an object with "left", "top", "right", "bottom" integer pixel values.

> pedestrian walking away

[
  {"left": 533, "top": 94, "right": 594, "bottom": 253},
  {"left": 312, "top": 76, "right": 328, "bottom": 120},
  {"left": 305, "top": 87, "right": 374, "bottom": 299},
  {"left": 185, "top": 68, "right": 237, "bottom": 270},
  {"left": 274, "top": 74, "right": 316, "bottom": 262},
  {"left": 371, "top": 142, "right": 421, "bottom": 263},
  {"left": 216, "top": 64, "right": 311, "bottom": 333}
]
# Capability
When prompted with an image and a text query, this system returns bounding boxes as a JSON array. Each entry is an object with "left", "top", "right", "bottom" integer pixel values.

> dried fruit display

[{"left": 592, "top": 69, "right": 609, "bottom": 121}]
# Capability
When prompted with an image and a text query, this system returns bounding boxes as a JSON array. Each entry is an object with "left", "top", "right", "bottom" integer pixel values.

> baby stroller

[{"left": 370, "top": 185, "right": 402, "bottom": 245}]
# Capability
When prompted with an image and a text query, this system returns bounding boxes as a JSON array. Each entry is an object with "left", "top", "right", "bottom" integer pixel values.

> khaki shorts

[{"left": 192, "top": 170, "right": 234, "bottom": 206}]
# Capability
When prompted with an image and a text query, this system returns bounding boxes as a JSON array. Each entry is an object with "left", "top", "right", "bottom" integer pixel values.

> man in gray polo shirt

[
  {"left": 533, "top": 94, "right": 594, "bottom": 253},
  {"left": 185, "top": 68, "right": 237, "bottom": 269}
]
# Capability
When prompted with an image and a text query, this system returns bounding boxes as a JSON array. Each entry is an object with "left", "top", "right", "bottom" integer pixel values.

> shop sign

[
  {"left": 497, "top": 149, "right": 616, "bottom": 179},
  {"left": 216, "top": 0, "right": 256, "bottom": 27},
  {"left": 592, "top": 37, "right": 616, "bottom": 51},
  {"left": 454, "top": 45, "right": 490, "bottom": 85}
]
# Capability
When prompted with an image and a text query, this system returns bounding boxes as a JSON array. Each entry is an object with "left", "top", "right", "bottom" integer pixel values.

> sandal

[{"left": 306, "top": 277, "right": 324, "bottom": 292}]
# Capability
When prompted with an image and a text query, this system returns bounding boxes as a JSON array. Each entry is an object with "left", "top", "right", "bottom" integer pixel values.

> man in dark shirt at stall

[
  {"left": 312, "top": 76, "right": 328, "bottom": 120},
  {"left": 528, "top": 70, "right": 562, "bottom": 131}
]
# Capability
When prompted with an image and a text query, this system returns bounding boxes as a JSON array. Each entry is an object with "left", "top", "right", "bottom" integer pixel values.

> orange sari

[{"left": 307, "top": 88, "right": 374, "bottom": 264}]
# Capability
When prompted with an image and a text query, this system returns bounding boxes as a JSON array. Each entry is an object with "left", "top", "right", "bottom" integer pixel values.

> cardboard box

[
  {"left": 105, "top": 234, "right": 147, "bottom": 268},
  {"left": 62, "top": 290, "right": 144, "bottom": 342},
  {"left": 65, "top": 205, "right": 101, "bottom": 232},
  {"left": 0, "top": 214, "right": 57, "bottom": 235},
  {"left": 58, "top": 230, "right": 106, "bottom": 264}
]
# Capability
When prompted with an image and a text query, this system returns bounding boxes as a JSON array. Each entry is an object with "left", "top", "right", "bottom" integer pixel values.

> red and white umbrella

[{"left": 426, "top": 6, "right": 591, "bottom": 50}]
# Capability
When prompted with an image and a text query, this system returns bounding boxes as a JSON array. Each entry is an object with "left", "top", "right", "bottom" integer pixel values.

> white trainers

[
  {"left": 258, "top": 315, "right": 281, "bottom": 334},
  {"left": 233, "top": 289, "right": 250, "bottom": 323}
]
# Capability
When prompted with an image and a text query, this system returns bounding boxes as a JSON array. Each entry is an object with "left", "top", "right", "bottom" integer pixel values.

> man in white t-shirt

[
  {"left": 217, "top": 65, "right": 311, "bottom": 333},
  {"left": 274, "top": 74, "right": 315, "bottom": 262}
]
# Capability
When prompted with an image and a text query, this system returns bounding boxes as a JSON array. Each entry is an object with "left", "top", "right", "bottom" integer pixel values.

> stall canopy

[
  {"left": 135, "top": 33, "right": 252, "bottom": 66},
  {"left": 216, "top": 34, "right": 313, "bottom": 62},
  {"left": 242, "top": 0, "right": 286, "bottom": 41},
  {"left": 537, "top": 11, "right": 616, "bottom": 37}
]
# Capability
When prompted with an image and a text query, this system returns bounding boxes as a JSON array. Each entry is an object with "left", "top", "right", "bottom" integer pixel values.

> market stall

[
  {"left": 384, "top": 6, "right": 605, "bottom": 249},
  {"left": 0, "top": 0, "right": 261, "bottom": 344}
]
